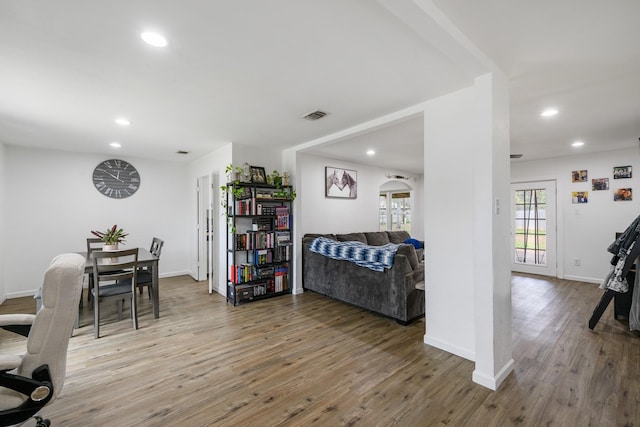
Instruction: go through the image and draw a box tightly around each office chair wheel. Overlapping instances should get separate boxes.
[33,416,51,426]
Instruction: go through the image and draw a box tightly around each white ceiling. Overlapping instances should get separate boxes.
[1,1,639,174]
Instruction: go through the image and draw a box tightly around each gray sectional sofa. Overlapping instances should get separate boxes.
[302,230,425,324]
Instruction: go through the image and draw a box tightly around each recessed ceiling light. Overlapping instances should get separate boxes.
[115,118,131,126]
[141,32,168,47]
[110,142,122,148]
[541,108,558,117]
[572,141,584,147]
[366,149,375,156]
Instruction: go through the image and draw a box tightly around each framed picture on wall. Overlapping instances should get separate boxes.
[613,166,632,179]
[325,167,357,199]
[571,170,588,182]
[572,191,588,203]
[614,188,633,201]
[592,178,609,191]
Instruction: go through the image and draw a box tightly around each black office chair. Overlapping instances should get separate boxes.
[0,253,84,427]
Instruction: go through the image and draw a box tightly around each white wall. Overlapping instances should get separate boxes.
[297,152,424,236]
[423,73,513,390]
[295,151,424,293]
[512,147,640,283]
[188,143,232,294]
[423,86,476,359]
[3,146,190,297]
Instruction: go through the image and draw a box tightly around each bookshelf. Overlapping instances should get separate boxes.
[225,181,293,305]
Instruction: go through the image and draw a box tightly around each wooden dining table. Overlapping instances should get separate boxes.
[78,248,161,319]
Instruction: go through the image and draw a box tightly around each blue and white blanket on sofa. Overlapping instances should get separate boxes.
[309,237,399,272]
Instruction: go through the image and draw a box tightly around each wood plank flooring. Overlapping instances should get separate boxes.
[1,273,639,426]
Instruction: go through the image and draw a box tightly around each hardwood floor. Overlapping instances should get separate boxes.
[1,274,639,426]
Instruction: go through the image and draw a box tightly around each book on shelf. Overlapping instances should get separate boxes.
[274,265,289,292]
[235,231,274,250]
[273,245,290,262]
[275,206,290,230]
[252,217,273,231]
[275,231,291,245]
[255,189,274,199]
[252,249,273,265]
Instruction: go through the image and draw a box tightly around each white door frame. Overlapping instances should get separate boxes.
[511,180,557,277]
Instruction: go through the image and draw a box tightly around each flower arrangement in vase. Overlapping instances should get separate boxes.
[91,224,128,251]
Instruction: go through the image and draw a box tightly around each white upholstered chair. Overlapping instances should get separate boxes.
[0,253,84,427]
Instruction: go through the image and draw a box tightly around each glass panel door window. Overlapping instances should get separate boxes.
[379,191,411,233]
[511,180,557,277]
[514,189,547,265]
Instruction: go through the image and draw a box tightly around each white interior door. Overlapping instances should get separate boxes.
[195,174,214,283]
[511,180,557,276]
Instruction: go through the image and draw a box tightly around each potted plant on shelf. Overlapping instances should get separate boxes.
[268,169,296,200]
[225,163,244,184]
[91,224,128,251]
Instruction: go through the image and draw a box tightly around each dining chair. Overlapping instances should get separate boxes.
[85,237,104,304]
[91,248,139,339]
[136,237,164,299]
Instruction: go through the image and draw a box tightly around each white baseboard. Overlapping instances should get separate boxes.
[159,270,190,278]
[563,275,601,284]
[424,334,474,361]
[472,358,515,390]
[6,290,39,299]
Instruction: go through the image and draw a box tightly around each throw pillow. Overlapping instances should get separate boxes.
[365,232,390,246]
[336,233,367,243]
[405,238,423,249]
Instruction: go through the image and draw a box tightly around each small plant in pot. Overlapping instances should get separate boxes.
[91,224,128,251]
[225,163,244,184]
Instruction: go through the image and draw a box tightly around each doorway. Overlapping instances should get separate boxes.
[511,180,557,277]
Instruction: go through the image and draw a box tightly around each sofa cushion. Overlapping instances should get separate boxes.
[365,232,390,246]
[387,230,411,244]
[396,244,419,269]
[336,232,367,243]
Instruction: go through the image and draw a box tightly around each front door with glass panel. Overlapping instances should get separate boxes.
[511,180,557,276]
[379,191,411,233]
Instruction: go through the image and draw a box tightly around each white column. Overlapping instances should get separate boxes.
[423,72,513,390]
[471,72,513,390]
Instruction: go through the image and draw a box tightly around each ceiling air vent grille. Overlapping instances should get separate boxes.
[302,110,328,121]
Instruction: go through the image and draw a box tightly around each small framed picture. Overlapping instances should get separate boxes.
[572,191,588,204]
[250,166,266,183]
[592,178,609,191]
[572,170,588,182]
[613,166,632,179]
[614,188,632,201]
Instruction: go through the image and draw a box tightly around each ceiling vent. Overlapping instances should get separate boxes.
[302,110,328,121]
